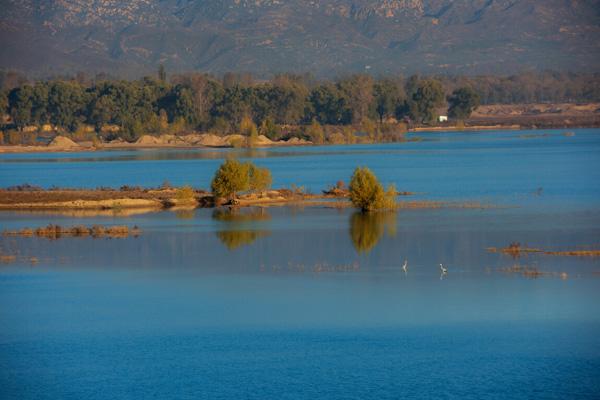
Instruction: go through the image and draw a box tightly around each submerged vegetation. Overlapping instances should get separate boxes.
[487,242,600,258]
[2,224,140,239]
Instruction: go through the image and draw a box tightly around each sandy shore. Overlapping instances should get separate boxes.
[0,133,312,154]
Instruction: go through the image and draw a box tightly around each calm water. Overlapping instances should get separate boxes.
[1,129,600,399]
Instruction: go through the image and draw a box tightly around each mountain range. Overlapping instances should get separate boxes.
[1,0,599,78]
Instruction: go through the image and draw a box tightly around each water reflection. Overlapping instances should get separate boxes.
[349,211,397,254]
[212,207,271,250]
[212,207,271,223]
[174,209,196,220]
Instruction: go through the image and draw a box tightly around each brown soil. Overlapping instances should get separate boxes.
[0,187,208,210]
[0,186,491,212]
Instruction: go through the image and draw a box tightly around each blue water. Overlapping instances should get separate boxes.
[1,129,600,399]
[1,129,599,207]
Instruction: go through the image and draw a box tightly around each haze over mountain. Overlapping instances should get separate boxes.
[1,0,599,78]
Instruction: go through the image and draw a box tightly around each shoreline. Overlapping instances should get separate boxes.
[0,187,494,213]
[0,124,594,154]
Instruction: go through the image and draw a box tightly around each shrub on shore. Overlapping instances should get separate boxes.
[349,167,396,211]
[175,185,196,202]
[211,159,272,202]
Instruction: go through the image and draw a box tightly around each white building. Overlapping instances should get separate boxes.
[438,115,448,122]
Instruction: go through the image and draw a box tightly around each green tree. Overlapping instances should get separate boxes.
[31,83,49,125]
[305,118,325,144]
[337,75,374,123]
[373,79,403,123]
[411,79,445,124]
[158,64,167,82]
[361,117,377,142]
[259,117,278,140]
[8,85,34,129]
[211,159,273,201]
[213,85,253,130]
[447,87,480,119]
[248,164,272,193]
[0,90,9,117]
[211,158,251,201]
[349,167,396,212]
[47,81,87,130]
[239,115,259,147]
[89,95,116,131]
[240,115,258,136]
[173,85,196,126]
[308,84,351,125]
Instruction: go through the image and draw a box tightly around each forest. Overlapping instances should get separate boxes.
[1,69,599,144]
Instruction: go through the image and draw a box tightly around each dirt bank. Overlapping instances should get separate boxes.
[0,133,313,153]
[0,185,426,213]
[0,187,199,210]
[466,102,600,128]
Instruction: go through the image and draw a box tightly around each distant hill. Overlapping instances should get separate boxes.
[1,0,599,78]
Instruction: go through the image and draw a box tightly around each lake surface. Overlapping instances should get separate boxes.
[1,129,600,399]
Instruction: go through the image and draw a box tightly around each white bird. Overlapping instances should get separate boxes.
[439,263,447,274]
[402,260,408,273]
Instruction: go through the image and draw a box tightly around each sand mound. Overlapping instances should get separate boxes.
[48,136,80,148]
[255,135,275,146]
[136,134,191,146]
[160,134,187,145]
[108,138,126,144]
[224,134,245,146]
[286,137,312,145]
[192,134,228,147]
[135,135,162,145]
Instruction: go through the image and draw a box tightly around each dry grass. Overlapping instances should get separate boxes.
[499,264,570,280]
[0,187,206,209]
[262,261,361,274]
[488,242,600,258]
[500,264,546,278]
[544,250,600,257]
[3,224,141,239]
[0,254,17,264]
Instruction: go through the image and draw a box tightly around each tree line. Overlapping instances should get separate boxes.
[1,69,598,142]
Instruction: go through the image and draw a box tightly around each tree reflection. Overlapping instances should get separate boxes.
[215,230,269,250]
[212,207,271,250]
[212,207,271,223]
[175,209,195,219]
[349,211,397,254]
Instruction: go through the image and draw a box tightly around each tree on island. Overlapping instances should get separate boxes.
[447,87,481,120]
[211,158,272,203]
[348,167,396,212]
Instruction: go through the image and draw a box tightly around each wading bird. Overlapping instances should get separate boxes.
[402,260,408,273]
[439,263,447,274]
